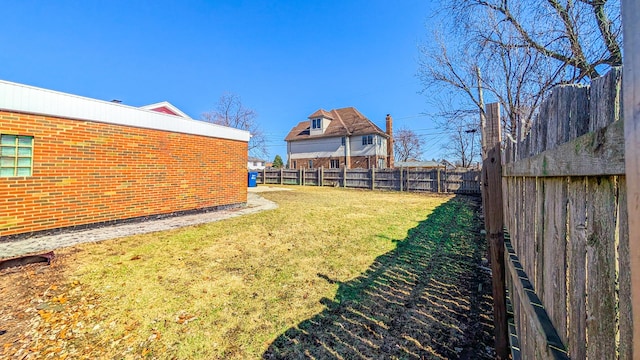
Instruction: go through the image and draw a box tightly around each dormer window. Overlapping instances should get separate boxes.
[312,118,322,129]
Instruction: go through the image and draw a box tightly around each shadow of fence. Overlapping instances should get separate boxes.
[263,196,494,359]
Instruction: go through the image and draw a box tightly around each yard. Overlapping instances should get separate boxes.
[1,186,494,359]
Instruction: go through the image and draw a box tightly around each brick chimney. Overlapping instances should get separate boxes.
[386,114,394,168]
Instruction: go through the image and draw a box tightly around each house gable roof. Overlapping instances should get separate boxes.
[140,101,191,119]
[308,109,334,119]
[285,107,387,141]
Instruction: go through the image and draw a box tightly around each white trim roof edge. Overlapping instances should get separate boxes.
[0,80,250,143]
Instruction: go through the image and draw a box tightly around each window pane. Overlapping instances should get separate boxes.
[1,146,16,156]
[0,168,15,177]
[18,137,33,146]
[17,158,31,167]
[1,135,16,146]
[18,147,32,156]
[1,157,15,167]
[16,167,31,176]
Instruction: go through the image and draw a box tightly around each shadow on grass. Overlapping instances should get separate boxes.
[263,196,495,360]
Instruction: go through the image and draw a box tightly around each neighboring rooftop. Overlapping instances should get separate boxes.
[285,107,388,141]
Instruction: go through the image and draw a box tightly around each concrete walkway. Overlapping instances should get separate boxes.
[0,188,286,259]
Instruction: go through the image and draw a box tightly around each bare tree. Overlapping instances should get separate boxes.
[419,0,622,144]
[202,92,267,158]
[440,113,481,168]
[394,128,423,162]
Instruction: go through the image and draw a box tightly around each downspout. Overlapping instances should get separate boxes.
[345,136,351,169]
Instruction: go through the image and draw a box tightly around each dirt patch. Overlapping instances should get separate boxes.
[0,250,108,359]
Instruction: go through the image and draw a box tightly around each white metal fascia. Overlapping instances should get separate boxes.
[0,80,250,143]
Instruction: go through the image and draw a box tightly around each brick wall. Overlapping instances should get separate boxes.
[0,110,247,237]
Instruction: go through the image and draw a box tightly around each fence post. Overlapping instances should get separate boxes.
[319,167,323,186]
[280,168,283,185]
[262,168,266,184]
[481,102,509,359]
[371,168,375,190]
[343,166,347,188]
[437,168,441,193]
[399,168,403,192]
[300,168,304,186]
[622,2,640,355]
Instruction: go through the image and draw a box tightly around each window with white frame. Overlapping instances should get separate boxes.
[330,159,339,168]
[308,160,313,168]
[312,118,322,129]
[1,134,33,177]
[362,135,373,145]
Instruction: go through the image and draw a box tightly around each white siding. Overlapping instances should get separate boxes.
[289,137,344,159]
[0,80,250,142]
[350,134,387,156]
[289,134,387,159]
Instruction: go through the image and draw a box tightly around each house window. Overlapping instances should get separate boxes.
[312,118,322,129]
[1,135,33,177]
[308,160,313,168]
[341,137,346,146]
[330,159,340,168]
[292,160,297,169]
[362,135,373,145]
[378,158,385,169]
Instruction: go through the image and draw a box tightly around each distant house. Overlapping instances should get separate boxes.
[285,107,393,169]
[248,157,266,170]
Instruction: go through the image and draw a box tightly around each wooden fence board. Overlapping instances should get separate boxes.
[586,176,618,359]
[618,176,633,360]
[621,6,640,353]
[542,178,568,346]
[566,177,587,360]
[534,178,545,298]
[590,67,622,132]
[523,179,536,288]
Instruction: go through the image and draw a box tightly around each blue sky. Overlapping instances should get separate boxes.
[0,0,448,161]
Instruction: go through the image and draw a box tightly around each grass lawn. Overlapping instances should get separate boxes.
[1,186,492,359]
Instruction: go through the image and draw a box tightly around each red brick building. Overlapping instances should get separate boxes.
[0,80,250,238]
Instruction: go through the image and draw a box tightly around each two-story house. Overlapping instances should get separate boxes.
[285,107,393,169]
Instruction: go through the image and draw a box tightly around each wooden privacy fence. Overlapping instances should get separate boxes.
[483,68,633,359]
[253,167,480,194]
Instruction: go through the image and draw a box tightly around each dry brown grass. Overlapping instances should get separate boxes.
[2,186,453,359]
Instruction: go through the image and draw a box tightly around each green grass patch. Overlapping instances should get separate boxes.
[58,186,455,358]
